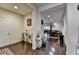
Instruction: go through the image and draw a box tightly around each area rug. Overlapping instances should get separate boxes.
[0,48,14,55]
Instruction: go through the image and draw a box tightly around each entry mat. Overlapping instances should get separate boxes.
[0,48,14,55]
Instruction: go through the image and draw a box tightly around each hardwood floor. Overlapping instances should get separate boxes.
[0,39,66,55]
[33,39,66,55]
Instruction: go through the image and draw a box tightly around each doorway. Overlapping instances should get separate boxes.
[40,4,67,55]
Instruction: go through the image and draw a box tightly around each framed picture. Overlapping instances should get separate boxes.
[27,18,32,26]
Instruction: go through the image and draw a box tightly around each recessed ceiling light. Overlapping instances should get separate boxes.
[47,15,50,18]
[14,5,19,9]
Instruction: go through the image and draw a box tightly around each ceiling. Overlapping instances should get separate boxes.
[0,3,32,15]
[41,4,66,26]
[32,3,49,7]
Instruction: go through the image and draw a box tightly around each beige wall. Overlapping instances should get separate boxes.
[0,9,24,47]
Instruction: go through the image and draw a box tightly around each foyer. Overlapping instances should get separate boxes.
[0,3,79,55]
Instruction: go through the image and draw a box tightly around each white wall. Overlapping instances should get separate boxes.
[32,8,38,49]
[31,7,43,50]
[24,13,32,43]
[0,8,24,47]
[36,9,44,39]
[66,3,79,55]
[24,13,32,34]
